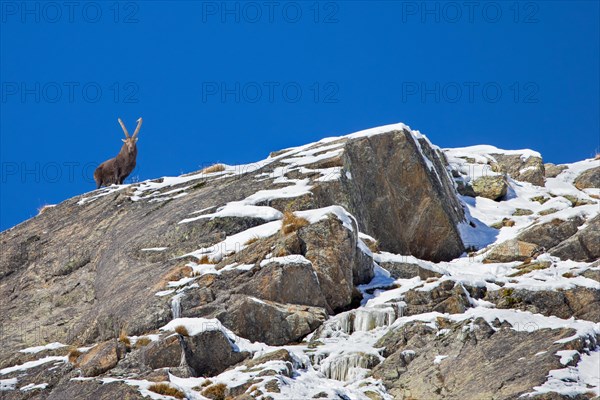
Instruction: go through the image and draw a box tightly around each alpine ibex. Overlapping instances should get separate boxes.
[94,117,142,189]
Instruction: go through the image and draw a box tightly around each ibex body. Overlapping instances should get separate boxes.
[94,117,142,189]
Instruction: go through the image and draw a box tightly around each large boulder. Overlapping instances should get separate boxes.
[76,339,126,377]
[486,287,600,322]
[402,280,471,315]
[240,260,329,309]
[298,215,367,311]
[517,217,584,250]
[573,166,599,189]
[184,329,250,376]
[471,175,508,200]
[377,260,442,280]
[549,215,600,261]
[216,295,327,346]
[333,130,465,262]
[484,239,541,263]
[140,334,181,370]
[490,153,545,186]
[544,163,567,178]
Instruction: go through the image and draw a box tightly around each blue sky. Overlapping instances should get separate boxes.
[1,1,599,231]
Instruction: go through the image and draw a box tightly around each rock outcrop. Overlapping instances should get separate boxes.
[471,175,508,200]
[372,317,589,400]
[333,130,466,261]
[76,339,127,377]
[490,152,545,186]
[544,163,567,178]
[549,214,600,261]
[486,287,600,322]
[1,123,598,400]
[484,238,541,263]
[184,329,250,376]
[574,166,599,189]
[517,216,584,249]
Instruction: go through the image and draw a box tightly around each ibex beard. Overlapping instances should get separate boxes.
[94,117,142,189]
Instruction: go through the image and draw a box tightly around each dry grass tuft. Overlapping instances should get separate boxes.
[68,348,82,364]
[174,325,189,336]
[280,211,309,235]
[157,264,193,290]
[244,236,260,245]
[539,208,559,216]
[530,196,550,204]
[202,383,228,400]
[198,255,215,264]
[119,329,131,348]
[37,204,55,215]
[148,383,185,399]
[273,247,289,257]
[363,238,379,253]
[201,164,226,174]
[135,337,152,348]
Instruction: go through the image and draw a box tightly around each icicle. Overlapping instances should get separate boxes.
[320,352,377,381]
[338,312,354,334]
[179,344,187,367]
[171,294,182,319]
[353,307,396,332]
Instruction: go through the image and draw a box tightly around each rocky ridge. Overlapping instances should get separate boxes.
[0,123,599,400]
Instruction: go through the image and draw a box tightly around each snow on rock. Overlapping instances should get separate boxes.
[387,307,600,345]
[183,220,281,262]
[445,145,542,162]
[434,355,449,364]
[0,378,18,391]
[0,356,67,375]
[259,255,312,267]
[281,148,343,167]
[20,383,49,391]
[77,185,127,205]
[19,342,67,354]
[180,179,311,224]
[160,317,267,354]
[296,205,356,231]
[188,204,282,222]
[526,350,600,397]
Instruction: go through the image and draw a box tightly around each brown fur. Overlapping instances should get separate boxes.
[94,118,141,189]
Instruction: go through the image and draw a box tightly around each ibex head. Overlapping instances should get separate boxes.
[118,117,143,153]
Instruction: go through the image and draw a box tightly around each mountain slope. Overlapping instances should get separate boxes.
[0,123,598,400]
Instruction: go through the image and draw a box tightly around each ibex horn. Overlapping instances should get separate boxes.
[132,117,143,138]
[118,118,130,138]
